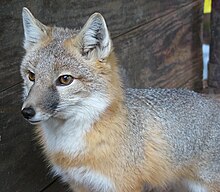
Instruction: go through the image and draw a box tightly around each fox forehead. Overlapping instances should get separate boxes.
[23,27,76,62]
[21,28,93,77]
[52,26,79,40]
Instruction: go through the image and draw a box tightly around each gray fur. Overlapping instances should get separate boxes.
[125,88,220,185]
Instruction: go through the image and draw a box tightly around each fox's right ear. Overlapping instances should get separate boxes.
[22,7,49,50]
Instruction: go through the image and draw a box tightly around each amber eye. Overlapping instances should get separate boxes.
[57,75,74,86]
[28,71,35,82]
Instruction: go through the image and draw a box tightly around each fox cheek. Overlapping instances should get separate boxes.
[41,86,60,113]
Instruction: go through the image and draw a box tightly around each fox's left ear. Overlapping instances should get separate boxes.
[75,13,112,61]
[22,7,49,50]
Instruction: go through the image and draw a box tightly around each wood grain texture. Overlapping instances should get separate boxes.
[0,0,199,92]
[41,179,69,192]
[0,84,55,192]
[0,0,203,192]
[115,1,203,90]
[208,0,220,90]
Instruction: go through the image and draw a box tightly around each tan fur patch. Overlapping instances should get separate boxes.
[144,129,173,187]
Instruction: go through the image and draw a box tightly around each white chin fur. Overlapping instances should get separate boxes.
[40,93,109,154]
[183,180,207,192]
[23,111,51,125]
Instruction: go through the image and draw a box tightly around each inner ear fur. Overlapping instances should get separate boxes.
[22,7,49,50]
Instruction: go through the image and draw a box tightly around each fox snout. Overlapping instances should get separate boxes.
[21,106,36,120]
[21,104,43,124]
[21,102,52,124]
[21,85,60,124]
[21,104,41,124]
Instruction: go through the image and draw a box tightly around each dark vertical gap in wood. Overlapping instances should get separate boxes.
[208,0,220,93]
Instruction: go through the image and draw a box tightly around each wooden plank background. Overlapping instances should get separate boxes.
[0,0,203,192]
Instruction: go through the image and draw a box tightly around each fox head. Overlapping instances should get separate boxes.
[20,8,122,125]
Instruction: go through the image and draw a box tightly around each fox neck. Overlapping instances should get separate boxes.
[38,99,127,174]
[39,96,111,155]
[38,98,126,161]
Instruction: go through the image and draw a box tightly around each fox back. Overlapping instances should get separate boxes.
[20,8,220,192]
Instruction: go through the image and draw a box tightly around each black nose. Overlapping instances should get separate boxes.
[21,107,36,119]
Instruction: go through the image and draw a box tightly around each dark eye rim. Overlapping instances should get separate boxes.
[56,75,74,86]
[28,70,35,82]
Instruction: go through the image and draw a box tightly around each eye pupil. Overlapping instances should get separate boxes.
[63,76,68,82]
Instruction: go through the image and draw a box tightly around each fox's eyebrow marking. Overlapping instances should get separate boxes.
[27,61,37,70]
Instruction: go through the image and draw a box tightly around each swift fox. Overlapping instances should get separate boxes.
[20,7,220,192]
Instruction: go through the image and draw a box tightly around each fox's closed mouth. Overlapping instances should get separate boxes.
[29,120,41,124]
